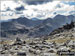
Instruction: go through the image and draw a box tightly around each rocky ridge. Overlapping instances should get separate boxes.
[0,21,75,56]
[1,15,75,38]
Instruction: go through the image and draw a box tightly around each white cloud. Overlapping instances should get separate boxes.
[22,1,75,19]
[1,1,21,11]
[0,1,75,20]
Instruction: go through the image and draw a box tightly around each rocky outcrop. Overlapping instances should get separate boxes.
[50,21,75,36]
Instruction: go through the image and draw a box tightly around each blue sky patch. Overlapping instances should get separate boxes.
[62,1,75,5]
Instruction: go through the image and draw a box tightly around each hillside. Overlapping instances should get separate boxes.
[0,20,75,56]
[0,15,75,39]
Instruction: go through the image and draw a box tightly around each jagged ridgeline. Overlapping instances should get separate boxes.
[0,15,75,38]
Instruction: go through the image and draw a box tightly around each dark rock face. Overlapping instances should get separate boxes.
[1,32,7,37]
[0,15,75,38]
[13,37,23,45]
[50,21,75,35]
[17,52,26,56]
[15,5,25,11]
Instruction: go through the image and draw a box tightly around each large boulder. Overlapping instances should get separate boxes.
[17,52,26,56]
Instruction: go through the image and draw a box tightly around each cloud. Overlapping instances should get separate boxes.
[1,11,21,20]
[19,0,52,5]
[0,0,75,20]
[1,1,21,11]
[0,0,24,20]
[22,1,75,19]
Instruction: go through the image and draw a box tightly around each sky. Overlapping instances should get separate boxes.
[0,0,75,20]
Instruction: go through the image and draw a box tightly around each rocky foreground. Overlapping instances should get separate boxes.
[0,22,75,56]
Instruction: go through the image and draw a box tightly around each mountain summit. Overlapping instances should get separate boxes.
[0,15,75,38]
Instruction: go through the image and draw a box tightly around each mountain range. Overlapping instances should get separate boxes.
[0,15,75,38]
